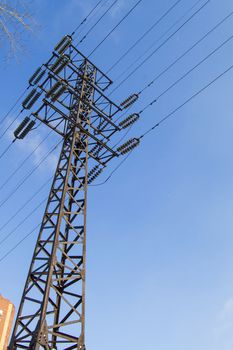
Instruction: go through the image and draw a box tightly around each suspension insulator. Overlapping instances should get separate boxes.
[14,117,30,138]
[117,139,134,152]
[14,118,36,139]
[54,35,72,54]
[120,94,139,109]
[51,55,70,75]
[22,89,41,109]
[93,145,104,157]
[90,144,99,154]
[117,138,140,155]
[17,120,36,139]
[119,113,140,129]
[46,81,62,98]
[88,165,99,178]
[51,85,67,102]
[88,167,103,184]
[29,67,46,86]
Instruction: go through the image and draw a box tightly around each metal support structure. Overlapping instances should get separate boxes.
[8,36,124,350]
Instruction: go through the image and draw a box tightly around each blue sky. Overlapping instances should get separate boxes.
[1,0,233,349]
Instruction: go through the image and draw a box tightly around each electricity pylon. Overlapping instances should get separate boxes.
[8,36,140,350]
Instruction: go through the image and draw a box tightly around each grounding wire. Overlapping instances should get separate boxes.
[110,0,210,95]
[88,0,143,57]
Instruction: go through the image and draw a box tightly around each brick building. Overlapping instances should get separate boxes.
[0,295,15,350]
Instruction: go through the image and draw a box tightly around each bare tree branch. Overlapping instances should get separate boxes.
[0,0,34,59]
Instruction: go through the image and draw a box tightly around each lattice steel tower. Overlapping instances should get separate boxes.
[8,35,140,350]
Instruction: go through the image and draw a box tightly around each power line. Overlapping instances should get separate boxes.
[2,62,233,261]
[139,63,233,139]
[106,0,183,73]
[112,33,233,148]
[71,0,104,36]
[110,0,210,95]
[0,140,61,210]
[0,87,28,127]
[114,0,205,84]
[78,0,119,44]
[1,41,233,264]
[0,0,133,145]
[90,30,231,157]
[92,62,233,187]
[0,197,46,246]
[90,151,133,186]
[139,9,233,95]
[0,223,40,263]
[0,130,52,191]
[139,33,233,114]
[0,141,14,161]
[88,0,143,57]
[0,176,52,233]
[0,109,23,140]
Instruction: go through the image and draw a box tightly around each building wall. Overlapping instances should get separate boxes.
[0,295,15,350]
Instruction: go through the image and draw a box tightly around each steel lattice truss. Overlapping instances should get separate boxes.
[9,36,127,350]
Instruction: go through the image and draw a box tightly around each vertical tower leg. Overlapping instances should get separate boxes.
[9,60,96,350]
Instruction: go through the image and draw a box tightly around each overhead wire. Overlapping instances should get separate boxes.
[139,33,233,114]
[91,62,233,187]
[139,64,233,139]
[111,27,233,148]
[0,0,230,260]
[2,61,233,258]
[106,0,183,73]
[0,176,53,233]
[0,1,106,141]
[0,87,28,127]
[0,140,61,209]
[0,79,73,188]
[110,6,233,135]
[0,223,40,263]
[114,0,205,83]
[71,0,104,36]
[0,141,14,161]
[78,0,119,44]
[0,130,53,191]
[0,109,23,140]
[110,0,211,95]
[138,9,233,95]
[0,197,46,246]
[88,0,143,57]
[0,1,115,146]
